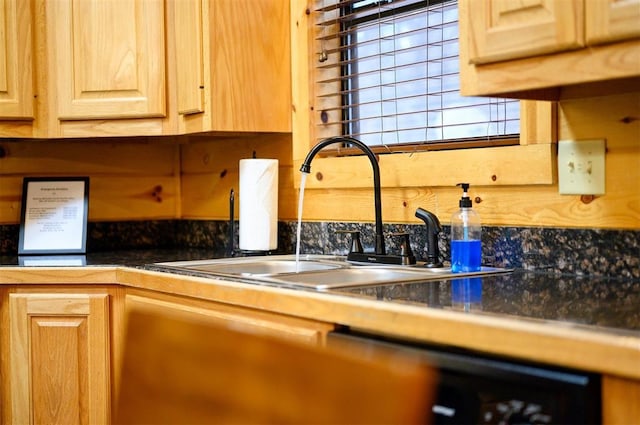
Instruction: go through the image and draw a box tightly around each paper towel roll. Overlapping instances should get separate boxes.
[239,159,278,251]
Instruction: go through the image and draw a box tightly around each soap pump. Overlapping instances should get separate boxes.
[450,183,481,272]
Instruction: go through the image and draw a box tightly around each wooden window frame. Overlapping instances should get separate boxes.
[291,0,556,191]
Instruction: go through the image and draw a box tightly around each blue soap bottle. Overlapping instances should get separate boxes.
[451,183,481,272]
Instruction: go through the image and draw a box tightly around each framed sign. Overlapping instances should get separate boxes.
[18,177,90,255]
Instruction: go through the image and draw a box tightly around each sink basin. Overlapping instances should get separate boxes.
[154,255,348,276]
[271,267,447,290]
[153,254,512,290]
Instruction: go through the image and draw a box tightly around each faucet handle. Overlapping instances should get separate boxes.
[336,230,364,254]
[415,208,443,268]
[390,232,414,259]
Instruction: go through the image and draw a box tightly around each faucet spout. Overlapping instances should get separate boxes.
[300,136,385,256]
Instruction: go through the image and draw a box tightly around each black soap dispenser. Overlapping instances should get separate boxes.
[450,183,481,272]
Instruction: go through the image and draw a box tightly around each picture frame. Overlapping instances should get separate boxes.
[18,177,90,255]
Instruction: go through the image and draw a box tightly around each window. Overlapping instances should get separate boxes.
[313,0,519,150]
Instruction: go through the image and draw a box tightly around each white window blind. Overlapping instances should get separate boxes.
[313,0,520,149]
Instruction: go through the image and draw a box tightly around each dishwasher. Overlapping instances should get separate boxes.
[328,330,601,424]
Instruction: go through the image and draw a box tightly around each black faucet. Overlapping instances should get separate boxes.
[415,207,443,268]
[300,136,415,265]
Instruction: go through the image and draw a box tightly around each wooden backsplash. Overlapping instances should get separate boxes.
[0,93,638,230]
[0,137,181,223]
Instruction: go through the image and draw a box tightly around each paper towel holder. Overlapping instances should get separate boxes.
[238,157,280,255]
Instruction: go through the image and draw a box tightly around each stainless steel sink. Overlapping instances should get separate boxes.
[155,255,347,276]
[270,267,447,289]
[154,254,512,290]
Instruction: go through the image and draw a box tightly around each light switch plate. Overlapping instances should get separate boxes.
[557,139,606,195]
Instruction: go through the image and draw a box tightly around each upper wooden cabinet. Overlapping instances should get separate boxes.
[0,0,291,138]
[42,0,169,138]
[172,0,205,117]
[0,0,35,136]
[0,0,169,138]
[585,0,640,44]
[171,0,292,134]
[0,0,33,119]
[47,0,166,121]
[467,0,584,64]
[460,0,640,100]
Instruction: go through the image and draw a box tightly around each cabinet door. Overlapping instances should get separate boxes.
[209,0,291,132]
[585,0,640,44]
[9,293,110,425]
[46,0,165,120]
[0,0,33,119]
[126,293,334,345]
[172,0,205,116]
[602,375,640,424]
[465,0,584,64]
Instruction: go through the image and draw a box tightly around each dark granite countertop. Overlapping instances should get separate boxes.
[0,248,226,268]
[2,249,639,336]
[331,270,640,334]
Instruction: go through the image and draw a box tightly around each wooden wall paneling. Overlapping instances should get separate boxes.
[291,4,640,233]
[179,169,236,220]
[558,93,639,143]
[181,134,294,173]
[519,100,557,145]
[295,183,640,229]
[0,139,181,223]
[0,176,179,223]
[0,139,177,175]
[180,166,296,221]
[291,0,640,230]
[0,174,179,223]
[180,134,294,219]
[301,144,555,190]
[558,92,640,227]
[87,175,180,221]
[290,0,312,174]
[0,176,22,224]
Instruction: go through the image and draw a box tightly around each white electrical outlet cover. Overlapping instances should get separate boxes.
[557,139,606,195]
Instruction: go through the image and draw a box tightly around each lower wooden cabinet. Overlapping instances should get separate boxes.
[0,283,335,424]
[602,375,640,424]
[124,290,335,346]
[3,289,111,424]
[110,289,335,418]
[7,278,638,424]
